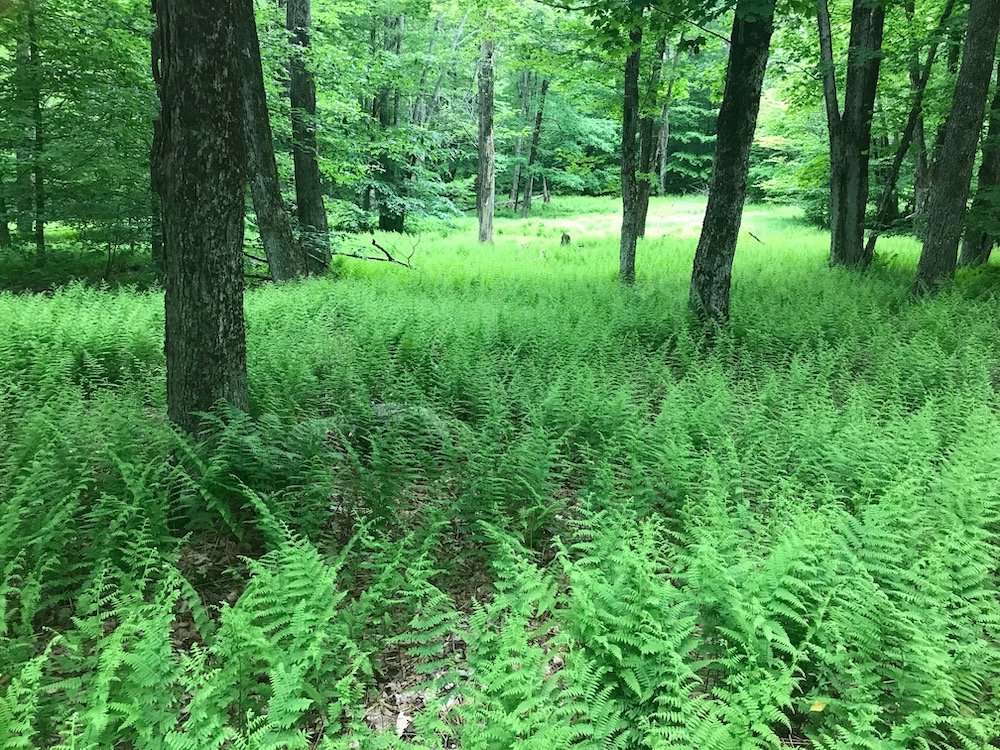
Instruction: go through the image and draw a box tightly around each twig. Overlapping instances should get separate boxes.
[243,251,269,264]
[333,248,414,269]
[748,231,764,244]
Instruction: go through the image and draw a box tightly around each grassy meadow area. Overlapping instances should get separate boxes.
[1,196,999,748]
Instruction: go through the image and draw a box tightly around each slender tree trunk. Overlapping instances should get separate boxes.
[637,36,667,238]
[915,0,1000,294]
[818,0,885,268]
[521,78,549,219]
[377,14,406,233]
[863,0,955,258]
[509,70,532,208]
[689,0,776,324]
[958,58,1000,267]
[0,186,11,249]
[241,0,307,281]
[150,1,165,277]
[287,0,330,268]
[477,37,495,243]
[29,6,44,267]
[619,26,643,285]
[154,0,249,436]
[15,32,32,242]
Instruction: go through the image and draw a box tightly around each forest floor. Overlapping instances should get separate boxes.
[2,197,999,748]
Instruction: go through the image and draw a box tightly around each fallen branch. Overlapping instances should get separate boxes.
[243,251,269,264]
[748,231,764,244]
[332,245,415,269]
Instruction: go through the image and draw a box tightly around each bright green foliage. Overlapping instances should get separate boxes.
[2,199,1000,746]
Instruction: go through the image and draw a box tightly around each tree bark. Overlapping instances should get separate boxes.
[477,37,495,243]
[689,0,776,324]
[637,36,667,238]
[151,1,165,277]
[154,0,249,436]
[619,26,643,285]
[509,70,532,208]
[241,0,308,281]
[864,0,955,258]
[287,0,330,267]
[0,186,11,249]
[914,0,1000,294]
[521,78,549,219]
[958,58,1000,267]
[817,0,885,268]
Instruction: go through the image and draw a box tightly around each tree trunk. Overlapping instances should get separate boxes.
[637,36,667,238]
[154,0,249,436]
[958,58,1000,267]
[864,0,955,258]
[915,0,1000,294]
[509,70,532,208]
[15,32,32,242]
[818,0,885,268]
[377,14,406,233]
[905,0,932,220]
[619,26,643,285]
[287,0,330,268]
[689,0,776,324]
[521,78,549,219]
[0,186,11,249]
[151,1,165,277]
[29,6,44,266]
[476,37,495,243]
[241,0,307,281]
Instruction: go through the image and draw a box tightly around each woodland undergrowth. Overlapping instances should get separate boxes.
[1,200,998,748]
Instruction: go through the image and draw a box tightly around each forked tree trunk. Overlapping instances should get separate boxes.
[476,37,495,243]
[958,58,1000,267]
[689,0,776,324]
[619,26,642,285]
[287,0,330,267]
[915,0,1000,294]
[521,78,548,219]
[818,0,885,268]
[637,36,667,238]
[154,0,249,436]
[240,0,308,281]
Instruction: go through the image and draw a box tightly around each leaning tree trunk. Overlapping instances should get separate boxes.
[689,0,776,324]
[521,78,549,219]
[958,58,1000,267]
[154,0,249,436]
[287,0,330,269]
[476,37,495,243]
[915,0,1000,294]
[637,36,667,239]
[817,0,885,268]
[240,0,308,281]
[619,26,643,285]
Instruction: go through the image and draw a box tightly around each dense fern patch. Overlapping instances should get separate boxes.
[1,198,998,748]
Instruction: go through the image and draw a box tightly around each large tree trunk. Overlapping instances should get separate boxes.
[817,0,885,268]
[241,0,307,281]
[287,0,330,268]
[864,0,955,258]
[637,36,667,239]
[154,0,249,436]
[521,78,549,219]
[689,0,776,324]
[958,58,1000,267]
[476,38,495,243]
[914,0,1000,294]
[376,14,406,233]
[619,26,643,285]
